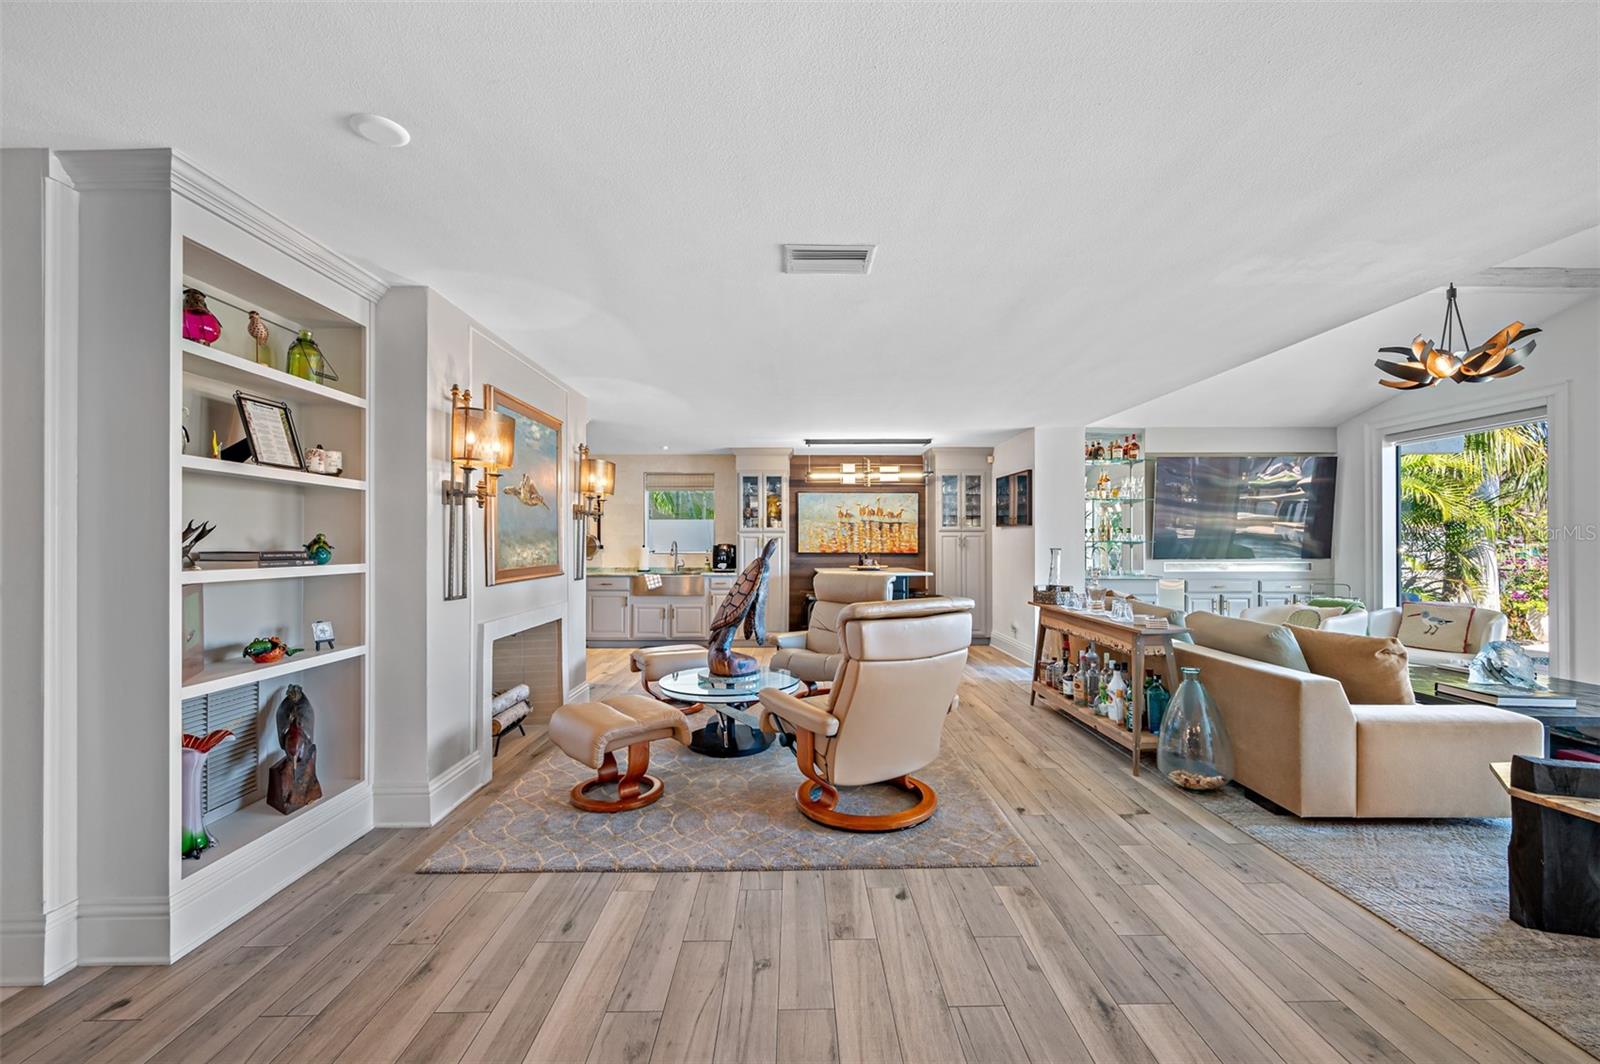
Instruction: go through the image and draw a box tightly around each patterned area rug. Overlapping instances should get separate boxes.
[420,740,1037,874]
[1188,785,1600,1057]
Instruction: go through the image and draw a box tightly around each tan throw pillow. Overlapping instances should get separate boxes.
[1397,603,1477,653]
[1186,613,1309,672]
[1290,626,1415,705]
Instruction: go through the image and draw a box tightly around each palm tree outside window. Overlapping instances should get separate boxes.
[1395,418,1549,660]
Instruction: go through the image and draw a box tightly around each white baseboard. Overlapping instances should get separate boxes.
[0,901,79,985]
[372,779,432,827]
[75,896,170,965]
[989,631,1033,665]
[428,752,485,825]
[566,681,591,703]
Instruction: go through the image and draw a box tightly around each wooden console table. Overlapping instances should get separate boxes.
[1028,601,1188,776]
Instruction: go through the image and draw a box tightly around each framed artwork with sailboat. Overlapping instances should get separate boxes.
[483,385,563,583]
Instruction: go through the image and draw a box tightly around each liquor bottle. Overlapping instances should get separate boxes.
[1108,663,1129,724]
[1082,645,1100,708]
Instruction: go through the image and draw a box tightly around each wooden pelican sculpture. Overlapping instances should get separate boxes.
[706,537,779,677]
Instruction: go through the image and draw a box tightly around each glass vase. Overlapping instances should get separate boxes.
[180,747,212,858]
[1156,666,1233,791]
[286,329,322,381]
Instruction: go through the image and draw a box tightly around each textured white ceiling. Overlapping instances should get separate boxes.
[4,3,1596,451]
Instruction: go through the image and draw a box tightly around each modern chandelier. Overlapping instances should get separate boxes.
[1374,284,1540,390]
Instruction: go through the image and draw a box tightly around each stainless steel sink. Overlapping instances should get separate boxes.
[630,573,706,596]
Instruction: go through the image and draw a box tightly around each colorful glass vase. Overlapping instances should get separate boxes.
[286,329,322,381]
[179,729,234,859]
[182,288,222,346]
[1156,667,1233,791]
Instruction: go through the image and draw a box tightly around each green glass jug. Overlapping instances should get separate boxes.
[286,330,322,381]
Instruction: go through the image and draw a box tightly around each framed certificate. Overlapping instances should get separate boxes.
[233,391,305,470]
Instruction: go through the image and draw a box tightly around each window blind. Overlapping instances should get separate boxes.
[181,684,260,821]
[643,472,715,491]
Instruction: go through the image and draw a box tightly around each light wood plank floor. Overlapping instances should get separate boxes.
[3,646,1593,1064]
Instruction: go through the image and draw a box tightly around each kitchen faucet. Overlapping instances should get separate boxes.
[670,540,680,572]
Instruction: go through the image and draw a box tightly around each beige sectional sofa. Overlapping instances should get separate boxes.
[1171,620,1542,818]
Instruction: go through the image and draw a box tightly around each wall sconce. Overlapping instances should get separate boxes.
[572,443,616,549]
[443,385,515,600]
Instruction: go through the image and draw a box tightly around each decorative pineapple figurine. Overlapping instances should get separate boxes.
[247,310,272,368]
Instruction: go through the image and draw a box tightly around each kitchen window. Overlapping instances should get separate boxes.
[644,472,716,554]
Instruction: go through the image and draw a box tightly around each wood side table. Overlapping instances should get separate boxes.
[1028,602,1188,775]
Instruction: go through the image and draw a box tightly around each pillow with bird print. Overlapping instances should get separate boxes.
[1397,603,1477,653]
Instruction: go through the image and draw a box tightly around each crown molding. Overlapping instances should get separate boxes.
[51,148,388,303]
[52,147,173,190]
[169,152,388,302]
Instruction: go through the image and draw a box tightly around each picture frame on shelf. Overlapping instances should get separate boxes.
[230,391,305,471]
[484,385,563,584]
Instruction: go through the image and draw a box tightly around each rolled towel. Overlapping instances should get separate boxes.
[491,684,530,713]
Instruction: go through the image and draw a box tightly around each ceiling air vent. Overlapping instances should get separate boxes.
[783,244,875,275]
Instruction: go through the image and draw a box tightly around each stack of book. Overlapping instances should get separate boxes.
[192,549,314,569]
[1435,681,1577,708]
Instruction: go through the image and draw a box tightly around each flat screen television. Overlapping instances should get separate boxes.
[1151,456,1337,560]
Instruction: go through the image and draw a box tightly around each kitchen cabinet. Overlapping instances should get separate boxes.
[669,602,709,640]
[631,601,669,640]
[587,586,631,640]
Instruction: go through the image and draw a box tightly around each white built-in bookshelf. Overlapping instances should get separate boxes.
[173,234,373,900]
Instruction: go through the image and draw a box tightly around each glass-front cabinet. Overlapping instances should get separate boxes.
[742,472,786,530]
[740,474,760,530]
[939,473,985,529]
[765,474,784,529]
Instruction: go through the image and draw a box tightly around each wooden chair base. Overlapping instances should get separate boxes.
[795,774,938,832]
[568,742,664,813]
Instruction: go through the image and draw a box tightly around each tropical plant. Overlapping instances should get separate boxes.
[1398,421,1548,643]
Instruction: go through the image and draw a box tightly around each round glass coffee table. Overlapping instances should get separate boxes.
[656,666,801,758]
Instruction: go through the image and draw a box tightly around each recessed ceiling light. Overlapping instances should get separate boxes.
[347,113,411,148]
[661,445,670,451]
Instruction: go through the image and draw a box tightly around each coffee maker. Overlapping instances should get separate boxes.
[712,543,737,571]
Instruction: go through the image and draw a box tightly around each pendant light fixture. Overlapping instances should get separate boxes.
[1375,284,1540,390]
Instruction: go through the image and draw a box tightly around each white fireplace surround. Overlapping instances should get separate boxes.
[474,604,579,787]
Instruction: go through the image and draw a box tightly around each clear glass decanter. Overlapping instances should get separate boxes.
[1156,666,1234,791]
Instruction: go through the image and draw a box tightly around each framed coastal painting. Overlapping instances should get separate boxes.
[483,385,563,584]
[796,492,919,554]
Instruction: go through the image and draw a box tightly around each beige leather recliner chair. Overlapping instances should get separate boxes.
[757,596,973,831]
[766,571,896,685]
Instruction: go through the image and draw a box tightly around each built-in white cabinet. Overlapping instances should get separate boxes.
[587,591,630,639]
[669,602,708,640]
[739,531,788,636]
[1183,578,1261,616]
[937,531,989,637]
[938,473,985,530]
[632,601,669,640]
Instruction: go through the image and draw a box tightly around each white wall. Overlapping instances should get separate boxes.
[1,150,81,983]
[988,431,1036,661]
[1334,295,1600,682]
[374,287,589,825]
[591,452,739,569]
[1142,427,1337,455]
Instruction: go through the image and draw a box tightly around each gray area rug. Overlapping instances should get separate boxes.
[420,740,1036,874]
[1188,785,1600,1057]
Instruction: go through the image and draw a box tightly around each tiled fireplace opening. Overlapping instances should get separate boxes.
[490,619,563,768]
